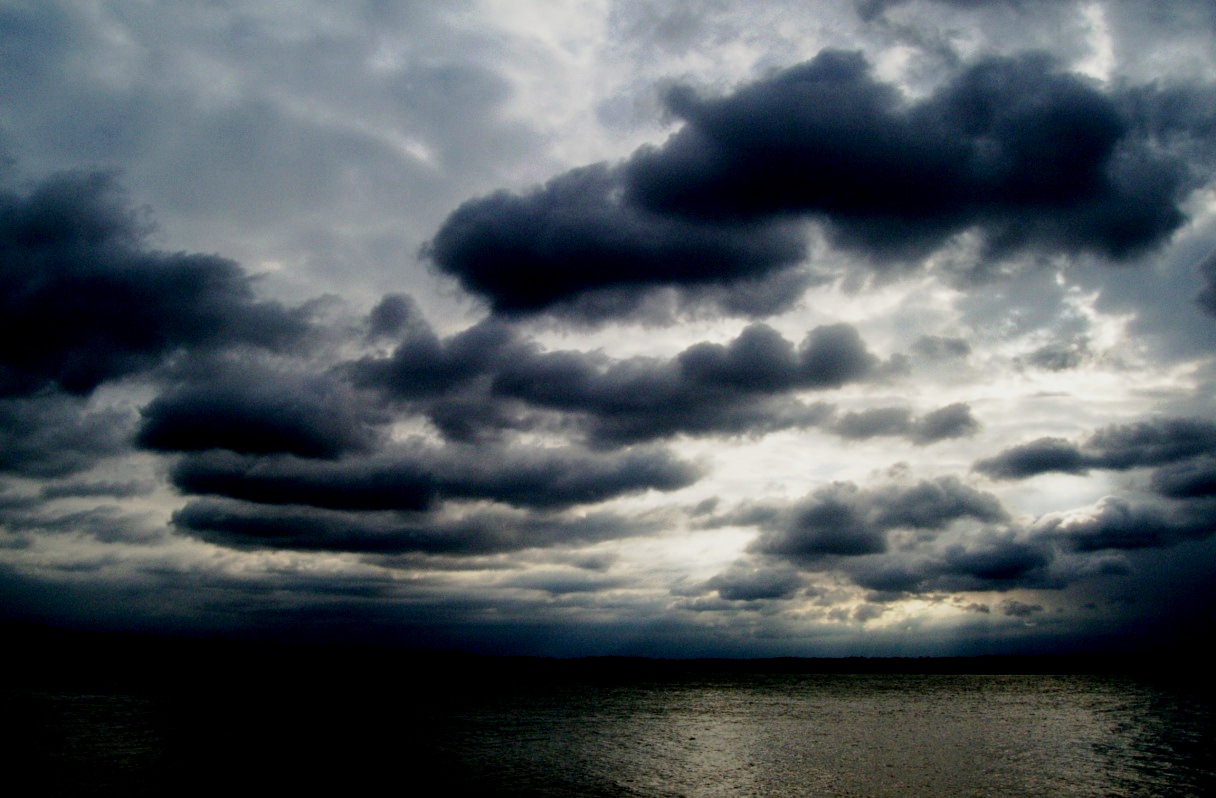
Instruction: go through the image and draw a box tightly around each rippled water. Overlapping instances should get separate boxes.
[6,671,1213,796]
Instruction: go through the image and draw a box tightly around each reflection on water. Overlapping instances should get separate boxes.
[424,674,1214,797]
[5,672,1213,797]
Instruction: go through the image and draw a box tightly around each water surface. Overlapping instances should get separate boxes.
[5,669,1212,796]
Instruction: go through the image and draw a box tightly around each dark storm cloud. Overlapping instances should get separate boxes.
[171,444,700,512]
[976,417,1216,479]
[702,562,805,601]
[1084,417,1216,469]
[0,395,131,478]
[974,437,1089,479]
[913,403,982,443]
[424,163,806,315]
[748,476,1008,561]
[174,498,655,556]
[716,517,1052,597]
[628,49,1192,260]
[137,366,384,459]
[831,402,979,444]
[834,529,1053,595]
[491,322,872,445]
[352,305,881,445]
[350,307,527,400]
[366,294,418,341]
[0,172,312,396]
[427,46,1204,319]
[1151,457,1216,499]
[1032,495,1216,552]
[938,535,1052,584]
[682,322,877,390]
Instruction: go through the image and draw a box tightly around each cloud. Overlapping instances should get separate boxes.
[832,402,980,444]
[350,311,527,401]
[0,395,132,478]
[974,437,1089,479]
[0,172,314,397]
[1000,598,1044,618]
[174,498,656,556]
[137,366,384,459]
[702,561,805,601]
[40,480,154,500]
[424,45,1209,320]
[0,498,164,545]
[1022,336,1090,371]
[490,322,876,444]
[976,417,1216,479]
[352,307,881,446]
[424,163,806,316]
[815,527,1054,596]
[832,407,915,440]
[1032,495,1216,552]
[913,403,982,443]
[625,49,1193,262]
[1083,417,1216,469]
[1150,457,1216,499]
[502,569,627,596]
[1197,250,1216,317]
[748,476,1008,561]
[911,335,971,361]
[171,443,700,512]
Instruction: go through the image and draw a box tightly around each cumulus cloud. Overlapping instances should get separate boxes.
[832,402,980,444]
[1151,457,1216,499]
[352,307,886,446]
[171,443,701,512]
[975,417,1216,479]
[702,561,806,601]
[137,366,385,459]
[626,49,1193,262]
[424,163,806,316]
[974,437,1090,479]
[174,498,657,556]
[1031,495,1216,552]
[426,45,1211,320]
[747,476,1008,562]
[0,172,313,397]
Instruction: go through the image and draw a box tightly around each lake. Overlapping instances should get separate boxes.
[5,664,1213,796]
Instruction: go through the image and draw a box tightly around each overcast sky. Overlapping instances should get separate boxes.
[2,0,1215,656]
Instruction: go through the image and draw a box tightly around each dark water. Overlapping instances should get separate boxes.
[4,672,1213,796]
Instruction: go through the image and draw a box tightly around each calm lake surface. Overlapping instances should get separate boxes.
[6,670,1213,797]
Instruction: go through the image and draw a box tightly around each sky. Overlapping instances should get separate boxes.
[2,0,1216,657]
